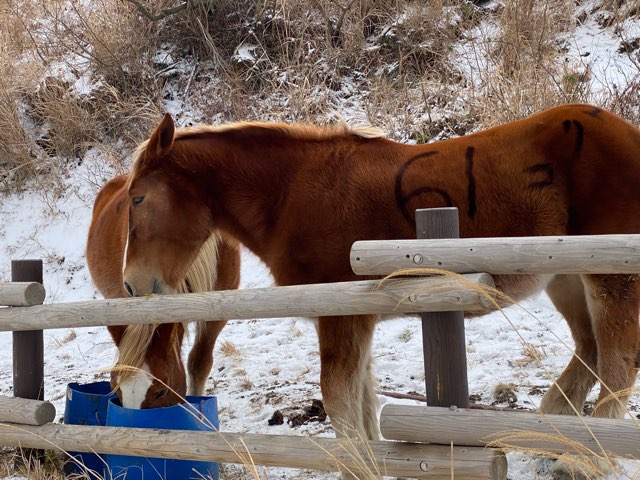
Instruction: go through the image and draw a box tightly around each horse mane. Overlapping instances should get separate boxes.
[130,121,385,172]
[173,121,386,141]
[115,232,221,386]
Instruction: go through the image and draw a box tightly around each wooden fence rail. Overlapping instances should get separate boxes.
[0,396,55,425]
[0,423,507,479]
[0,274,494,332]
[0,282,45,307]
[351,234,640,275]
[380,405,640,459]
[7,231,640,479]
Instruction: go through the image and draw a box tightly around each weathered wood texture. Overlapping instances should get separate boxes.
[0,275,495,332]
[416,208,469,409]
[0,282,45,307]
[11,259,45,467]
[0,423,507,479]
[11,260,44,401]
[380,405,640,459]
[0,396,55,425]
[351,234,640,275]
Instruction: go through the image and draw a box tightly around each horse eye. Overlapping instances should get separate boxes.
[154,388,168,400]
[132,196,145,207]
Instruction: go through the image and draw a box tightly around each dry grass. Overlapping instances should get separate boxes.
[50,329,77,349]
[1,0,638,192]
[466,0,589,126]
[0,0,161,192]
[0,447,65,480]
[220,339,242,357]
[510,342,547,368]
[0,1,44,190]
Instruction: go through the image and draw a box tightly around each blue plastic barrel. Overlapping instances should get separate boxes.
[63,381,117,476]
[105,396,219,480]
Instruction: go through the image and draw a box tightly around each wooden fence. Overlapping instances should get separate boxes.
[3,208,640,479]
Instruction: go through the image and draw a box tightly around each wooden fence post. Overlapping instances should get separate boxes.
[11,259,45,465]
[415,208,469,408]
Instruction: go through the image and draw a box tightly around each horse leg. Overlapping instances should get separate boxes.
[187,320,228,396]
[552,274,640,480]
[317,314,379,444]
[361,351,379,441]
[582,274,640,419]
[540,274,598,415]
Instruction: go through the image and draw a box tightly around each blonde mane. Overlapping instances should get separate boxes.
[174,121,385,141]
[131,120,385,172]
[115,232,221,386]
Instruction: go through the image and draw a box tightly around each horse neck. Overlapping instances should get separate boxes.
[178,132,309,256]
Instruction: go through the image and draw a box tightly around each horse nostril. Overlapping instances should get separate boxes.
[124,281,135,297]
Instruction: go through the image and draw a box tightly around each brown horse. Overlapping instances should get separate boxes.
[86,173,241,408]
[120,104,640,446]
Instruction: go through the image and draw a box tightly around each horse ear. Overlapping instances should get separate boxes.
[147,113,175,162]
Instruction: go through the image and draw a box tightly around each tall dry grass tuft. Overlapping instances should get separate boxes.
[46,0,160,96]
[0,447,66,480]
[498,0,573,77]
[467,0,587,126]
[0,0,46,191]
[0,93,37,192]
[28,79,95,159]
[0,0,163,193]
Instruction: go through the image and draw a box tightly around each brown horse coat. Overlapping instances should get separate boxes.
[121,104,640,442]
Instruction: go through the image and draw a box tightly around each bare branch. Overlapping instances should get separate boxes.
[332,0,359,47]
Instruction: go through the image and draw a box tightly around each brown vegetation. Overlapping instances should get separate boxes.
[1,0,638,191]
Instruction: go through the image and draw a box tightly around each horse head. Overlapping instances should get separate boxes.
[123,113,213,299]
[109,322,187,408]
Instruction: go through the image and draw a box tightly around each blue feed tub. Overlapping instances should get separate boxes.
[63,381,117,476]
[105,396,219,480]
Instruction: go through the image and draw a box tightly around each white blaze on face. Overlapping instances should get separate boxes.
[119,363,153,409]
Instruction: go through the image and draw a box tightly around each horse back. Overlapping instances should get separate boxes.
[398,104,640,238]
[534,104,640,234]
[266,104,639,285]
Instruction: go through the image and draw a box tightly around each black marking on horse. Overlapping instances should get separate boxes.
[583,107,603,118]
[465,147,477,219]
[562,120,585,159]
[401,188,453,222]
[525,163,554,189]
[572,120,584,156]
[395,151,452,225]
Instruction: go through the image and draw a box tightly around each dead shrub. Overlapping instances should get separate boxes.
[464,0,590,126]
[69,0,159,96]
[28,79,95,159]
[0,0,46,189]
